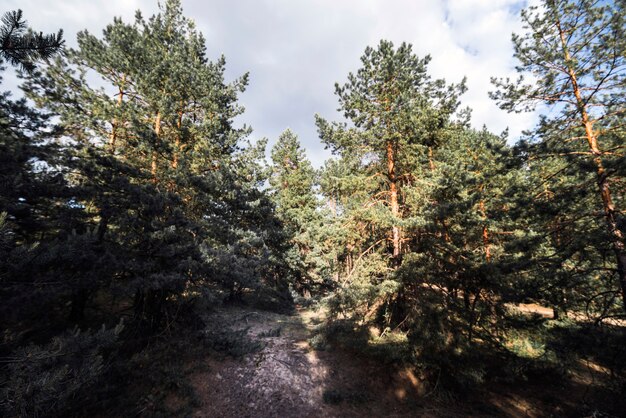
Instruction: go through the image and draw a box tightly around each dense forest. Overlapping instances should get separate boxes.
[1,0,625,416]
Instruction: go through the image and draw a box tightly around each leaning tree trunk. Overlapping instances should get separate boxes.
[558,21,626,312]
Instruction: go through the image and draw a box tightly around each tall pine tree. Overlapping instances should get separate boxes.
[491,0,626,312]
[269,129,320,294]
[316,40,466,261]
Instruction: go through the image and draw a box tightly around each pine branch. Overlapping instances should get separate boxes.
[0,9,64,71]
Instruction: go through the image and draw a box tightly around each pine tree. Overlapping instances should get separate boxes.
[0,12,121,417]
[0,82,68,241]
[269,129,320,293]
[0,10,73,325]
[399,127,528,350]
[0,9,66,241]
[315,40,468,323]
[514,145,612,319]
[491,0,626,312]
[317,158,351,283]
[20,0,282,326]
[316,40,467,261]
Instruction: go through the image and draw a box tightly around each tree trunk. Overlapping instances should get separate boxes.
[346,245,353,274]
[428,146,435,172]
[557,19,626,312]
[479,198,491,262]
[329,196,336,217]
[97,212,108,242]
[108,74,125,152]
[172,107,183,169]
[152,111,161,183]
[386,140,401,258]
[133,288,166,330]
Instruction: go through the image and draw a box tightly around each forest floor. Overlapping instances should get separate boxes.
[174,305,623,418]
[186,306,459,417]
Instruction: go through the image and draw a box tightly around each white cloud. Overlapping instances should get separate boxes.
[2,0,539,166]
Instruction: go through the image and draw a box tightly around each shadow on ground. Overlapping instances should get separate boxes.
[183,305,625,418]
[187,306,447,417]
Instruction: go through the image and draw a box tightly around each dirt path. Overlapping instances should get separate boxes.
[185,306,625,417]
[189,307,431,418]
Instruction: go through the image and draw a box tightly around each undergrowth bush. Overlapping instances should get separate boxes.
[203,327,265,358]
[0,323,123,417]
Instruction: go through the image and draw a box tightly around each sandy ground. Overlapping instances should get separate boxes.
[189,307,435,418]
[186,305,623,418]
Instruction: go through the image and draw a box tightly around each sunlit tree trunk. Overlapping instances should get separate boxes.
[557,18,626,310]
[386,140,400,258]
[152,111,161,183]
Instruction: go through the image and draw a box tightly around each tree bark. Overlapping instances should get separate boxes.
[108,74,125,152]
[479,198,491,262]
[386,140,401,258]
[329,196,336,217]
[428,146,435,172]
[152,111,161,184]
[172,106,183,169]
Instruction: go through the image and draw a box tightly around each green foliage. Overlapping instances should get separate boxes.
[1,2,293,416]
[316,40,467,268]
[0,324,122,417]
[0,9,63,71]
[496,315,626,395]
[314,42,474,352]
[269,129,322,293]
[313,40,532,390]
[16,0,293,326]
[324,252,399,321]
[491,0,626,312]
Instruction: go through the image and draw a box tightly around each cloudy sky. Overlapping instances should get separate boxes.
[3,0,539,167]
